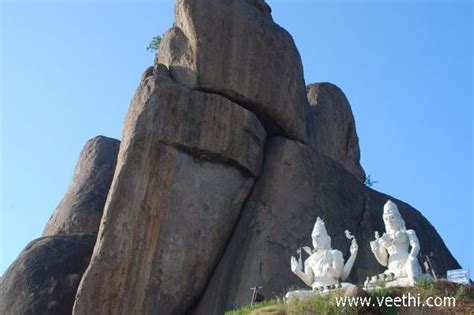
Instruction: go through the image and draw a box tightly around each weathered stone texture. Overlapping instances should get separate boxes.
[72,65,265,315]
[42,136,120,236]
[307,83,365,181]
[157,0,311,143]
[3,2,461,315]
[0,235,95,315]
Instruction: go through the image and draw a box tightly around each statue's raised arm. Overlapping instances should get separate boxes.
[290,255,313,287]
[341,230,358,281]
[370,231,388,266]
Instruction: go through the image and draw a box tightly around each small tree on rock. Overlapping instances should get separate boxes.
[364,175,378,187]
[147,35,162,53]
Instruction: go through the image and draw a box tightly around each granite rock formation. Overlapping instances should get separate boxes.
[72,65,265,315]
[0,235,95,315]
[1,136,119,315]
[307,83,365,182]
[157,0,311,143]
[1,1,461,315]
[43,136,120,236]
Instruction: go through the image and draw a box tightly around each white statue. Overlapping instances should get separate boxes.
[285,217,358,301]
[368,200,423,287]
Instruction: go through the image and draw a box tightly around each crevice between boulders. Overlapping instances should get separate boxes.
[185,134,313,314]
[184,143,264,314]
[354,187,371,245]
[157,139,255,179]
[344,186,372,283]
[193,87,307,146]
[341,186,370,262]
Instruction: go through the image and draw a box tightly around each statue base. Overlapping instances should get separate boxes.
[364,273,434,290]
[285,283,356,302]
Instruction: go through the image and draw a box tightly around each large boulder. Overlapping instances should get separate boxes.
[0,235,95,315]
[157,0,311,143]
[190,137,460,314]
[42,136,120,236]
[72,65,266,315]
[307,83,365,181]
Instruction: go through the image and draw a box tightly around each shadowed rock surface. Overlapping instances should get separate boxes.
[190,137,460,315]
[157,0,311,143]
[72,65,265,315]
[42,136,120,236]
[0,235,95,315]
[307,83,365,182]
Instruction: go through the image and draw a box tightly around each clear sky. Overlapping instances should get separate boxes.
[1,0,472,276]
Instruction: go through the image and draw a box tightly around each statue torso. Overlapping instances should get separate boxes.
[305,249,342,287]
[380,230,413,276]
[381,231,409,254]
[306,250,332,276]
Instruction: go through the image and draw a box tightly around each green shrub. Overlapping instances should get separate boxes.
[147,35,162,53]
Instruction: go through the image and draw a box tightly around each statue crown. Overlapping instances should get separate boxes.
[383,200,400,215]
[312,217,328,237]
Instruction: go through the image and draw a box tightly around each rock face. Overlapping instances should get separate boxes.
[1,136,118,315]
[4,1,462,315]
[43,136,120,236]
[72,65,265,315]
[0,235,95,315]
[190,137,460,314]
[307,83,365,181]
[157,0,311,143]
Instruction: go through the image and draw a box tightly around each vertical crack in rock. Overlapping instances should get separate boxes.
[185,159,264,314]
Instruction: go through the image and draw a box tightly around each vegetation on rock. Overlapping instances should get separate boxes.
[146,35,162,53]
[364,175,378,187]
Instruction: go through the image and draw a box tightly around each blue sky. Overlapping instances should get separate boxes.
[1,0,472,276]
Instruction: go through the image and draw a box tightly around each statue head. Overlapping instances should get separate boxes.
[383,200,406,233]
[311,217,331,250]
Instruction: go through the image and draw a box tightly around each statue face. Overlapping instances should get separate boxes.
[312,231,330,250]
[383,212,402,231]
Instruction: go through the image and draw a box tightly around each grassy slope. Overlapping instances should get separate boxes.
[226,280,473,315]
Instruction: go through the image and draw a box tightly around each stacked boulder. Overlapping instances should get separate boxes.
[73,65,266,314]
[0,136,119,315]
[307,83,365,181]
[0,1,460,315]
